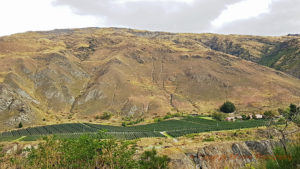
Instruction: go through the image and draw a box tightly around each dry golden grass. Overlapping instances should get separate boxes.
[0,28,299,129]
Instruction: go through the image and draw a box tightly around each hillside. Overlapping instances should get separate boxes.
[0,28,300,129]
[194,33,300,78]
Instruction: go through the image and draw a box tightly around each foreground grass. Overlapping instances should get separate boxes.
[0,133,170,169]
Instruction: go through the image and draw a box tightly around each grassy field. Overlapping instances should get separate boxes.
[0,117,270,141]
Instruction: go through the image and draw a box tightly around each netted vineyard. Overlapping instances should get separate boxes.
[0,118,269,141]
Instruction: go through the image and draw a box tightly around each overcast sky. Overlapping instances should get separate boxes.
[0,0,299,36]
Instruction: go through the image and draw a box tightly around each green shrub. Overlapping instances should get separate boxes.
[278,117,285,123]
[294,115,300,127]
[263,111,275,119]
[18,122,23,128]
[139,148,170,169]
[154,118,163,123]
[202,137,215,142]
[173,112,182,117]
[220,101,236,113]
[163,112,182,119]
[252,113,257,120]
[100,112,112,120]
[241,115,251,120]
[289,103,297,115]
[122,121,128,127]
[0,145,4,164]
[122,118,145,126]
[163,114,172,119]
[212,112,226,121]
[21,134,170,169]
[278,108,289,118]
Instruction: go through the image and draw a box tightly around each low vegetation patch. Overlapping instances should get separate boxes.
[212,112,227,121]
[202,136,215,142]
[264,142,300,169]
[0,133,170,169]
[99,112,112,120]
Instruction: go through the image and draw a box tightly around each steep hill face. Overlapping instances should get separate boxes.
[0,28,300,129]
[194,33,300,78]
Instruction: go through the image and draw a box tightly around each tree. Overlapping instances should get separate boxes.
[18,122,23,128]
[241,115,250,120]
[265,104,300,156]
[289,104,297,120]
[212,112,226,121]
[263,111,275,119]
[220,101,236,113]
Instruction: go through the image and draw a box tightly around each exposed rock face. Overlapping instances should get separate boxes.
[181,140,281,169]
[164,148,196,169]
[0,85,35,126]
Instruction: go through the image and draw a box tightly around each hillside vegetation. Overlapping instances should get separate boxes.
[0,28,300,129]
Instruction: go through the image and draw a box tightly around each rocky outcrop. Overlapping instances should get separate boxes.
[0,85,35,126]
[168,140,282,169]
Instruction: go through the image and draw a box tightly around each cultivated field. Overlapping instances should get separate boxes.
[0,117,270,141]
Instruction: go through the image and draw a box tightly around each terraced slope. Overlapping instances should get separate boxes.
[0,28,300,129]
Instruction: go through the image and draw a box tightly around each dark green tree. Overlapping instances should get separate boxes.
[18,122,23,128]
[263,111,275,119]
[220,101,236,113]
[289,103,297,119]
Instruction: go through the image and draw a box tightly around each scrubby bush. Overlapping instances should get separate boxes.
[263,111,275,119]
[212,112,226,121]
[220,101,236,113]
[20,133,170,169]
[154,118,163,123]
[202,137,215,142]
[0,145,4,164]
[242,115,247,120]
[100,112,112,120]
[122,118,145,126]
[295,115,300,127]
[163,113,172,119]
[241,115,251,120]
[289,104,297,115]
[139,148,170,169]
[278,117,285,123]
[163,112,182,120]
[278,108,289,118]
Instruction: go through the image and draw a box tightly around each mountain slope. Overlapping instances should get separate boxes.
[0,28,300,129]
[192,33,300,78]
